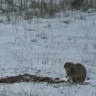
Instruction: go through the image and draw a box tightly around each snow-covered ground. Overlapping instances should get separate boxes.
[0,11,96,96]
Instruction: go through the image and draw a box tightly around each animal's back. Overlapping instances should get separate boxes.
[76,63,87,74]
[75,63,87,82]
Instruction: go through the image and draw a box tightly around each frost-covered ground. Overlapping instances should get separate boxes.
[0,11,96,96]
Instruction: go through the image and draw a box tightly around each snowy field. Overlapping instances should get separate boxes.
[0,11,96,96]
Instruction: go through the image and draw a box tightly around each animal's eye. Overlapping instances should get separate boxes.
[68,63,70,66]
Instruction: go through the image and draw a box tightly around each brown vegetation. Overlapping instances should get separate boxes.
[0,73,65,84]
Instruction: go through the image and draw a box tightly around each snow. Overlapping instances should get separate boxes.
[0,11,96,96]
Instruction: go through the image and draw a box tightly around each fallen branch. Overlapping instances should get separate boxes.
[0,73,66,84]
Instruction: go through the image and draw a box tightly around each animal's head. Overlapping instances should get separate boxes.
[64,62,75,72]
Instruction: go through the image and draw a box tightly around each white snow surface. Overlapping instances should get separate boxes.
[0,11,96,96]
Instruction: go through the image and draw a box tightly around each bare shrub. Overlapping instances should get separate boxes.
[70,0,84,9]
[0,0,96,19]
